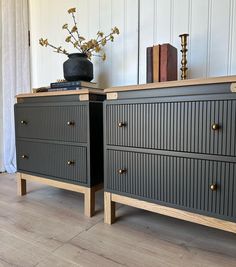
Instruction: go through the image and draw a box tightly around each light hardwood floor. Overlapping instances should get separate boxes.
[0,173,235,267]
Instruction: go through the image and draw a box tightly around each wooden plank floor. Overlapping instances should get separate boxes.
[0,173,235,267]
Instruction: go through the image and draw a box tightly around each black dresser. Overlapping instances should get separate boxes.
[15,89,104,217]
[104,76,236,233]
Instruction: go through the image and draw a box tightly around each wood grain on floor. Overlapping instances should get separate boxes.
[0,173,235,267]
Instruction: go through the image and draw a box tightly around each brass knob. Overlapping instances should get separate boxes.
[210,184,217,191]
[67,160,75,165]
[20,120,27,125]
[67,121,75,126]
[118,122,126,127]
[212,123,220,130]
[118,169,127,174]
[21,155,28,159]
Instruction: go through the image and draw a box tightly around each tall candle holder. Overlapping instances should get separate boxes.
[179,33,189,80]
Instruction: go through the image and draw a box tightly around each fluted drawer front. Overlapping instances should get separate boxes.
[17,141,87,184]
[15,105,87,142]
[106,150,236,220]
[106,100,236,156]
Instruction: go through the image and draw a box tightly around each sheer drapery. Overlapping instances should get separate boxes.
[0,0,31,172]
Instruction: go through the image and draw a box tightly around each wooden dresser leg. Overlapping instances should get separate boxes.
[17,173,27,196]
[84,187,95,217]
[104,192,116,224]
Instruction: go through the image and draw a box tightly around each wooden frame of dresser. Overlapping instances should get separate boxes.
[104,76,236,234]
[16,89,104,217]
[18,173,103,217]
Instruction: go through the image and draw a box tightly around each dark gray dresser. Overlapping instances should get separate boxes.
[15,89,104,217]
[104,76,236,233]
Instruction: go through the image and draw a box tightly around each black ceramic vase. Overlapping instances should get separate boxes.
[63,53,93,82]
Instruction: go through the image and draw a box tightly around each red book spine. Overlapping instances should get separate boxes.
[159,44,178,82]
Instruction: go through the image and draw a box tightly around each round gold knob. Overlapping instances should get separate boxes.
[118,169,127,174]
[210,184,217,191]
[20,120,27,125]
[21,155,28,159]
[212,123,220,130]
[67,121,75,126]
[67,160,75,165]
[118,122,126,127]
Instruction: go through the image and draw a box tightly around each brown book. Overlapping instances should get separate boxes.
[159,43,177,82]
[146,46,153,83]
[152,45,160,82]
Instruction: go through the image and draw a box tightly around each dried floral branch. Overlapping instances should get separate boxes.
[39,7,120,61]
[39,38,69,55]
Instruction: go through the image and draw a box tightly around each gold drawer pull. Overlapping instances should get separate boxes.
[118,122,126,127]
[210,184,217,191]
[211,123,220,130]
[67,121,75,126]
[20,120,28,125]
[118,169,127,174]
[21,155,28,159]
[67,160,75,165]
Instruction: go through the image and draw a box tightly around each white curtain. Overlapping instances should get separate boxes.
[0,0,31,173]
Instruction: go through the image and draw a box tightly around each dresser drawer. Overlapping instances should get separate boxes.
[15,104,88,143]
[106,150,236,221]
[16,141,87,184]
[106,100,236,156]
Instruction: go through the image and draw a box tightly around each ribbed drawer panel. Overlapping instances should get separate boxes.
[17,140,87,184]
[106,150,236,220]
[15,104,88,143]
[106,100,236,156]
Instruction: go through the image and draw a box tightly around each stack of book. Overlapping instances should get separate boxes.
[49,80,97,91]
[33,80,98,93]
[146,43,177,83]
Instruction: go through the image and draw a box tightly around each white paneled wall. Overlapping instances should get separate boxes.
[29,0,138,88]
[139,0,236,83]
[29,0,236,88]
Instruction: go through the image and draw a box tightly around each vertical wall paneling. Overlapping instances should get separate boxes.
[99,0,112,88]
[208,0,231,77]
[171,0,189,80]
[29,0,236,88]
[139,0,155,84]
[88,0,100,84]
[123,0,139,86]
[139,0,236,83]
[230,0,236,74]
[190,0,209,78]
[155,0,172,44]
[110,0,125,86]
[109,0,139,87]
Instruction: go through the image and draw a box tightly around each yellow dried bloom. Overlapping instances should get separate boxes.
[95,45,101,52]
[110,35,114,42]
[73,41,79,47]
[79,36,85,41]
[92,39,98,46]
[68,8,76,14]
[65,36,71,42]
[39,38,44,46]
[102,53,106,61]
[71,26,77,33]
[101,38,106,46]
[62,23,68,29]
[97,31,104,37]
[39,38,49,47]
[57,46,62,53]
[112,27,120,34]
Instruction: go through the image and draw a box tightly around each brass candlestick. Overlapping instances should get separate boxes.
[179,33,189,80]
